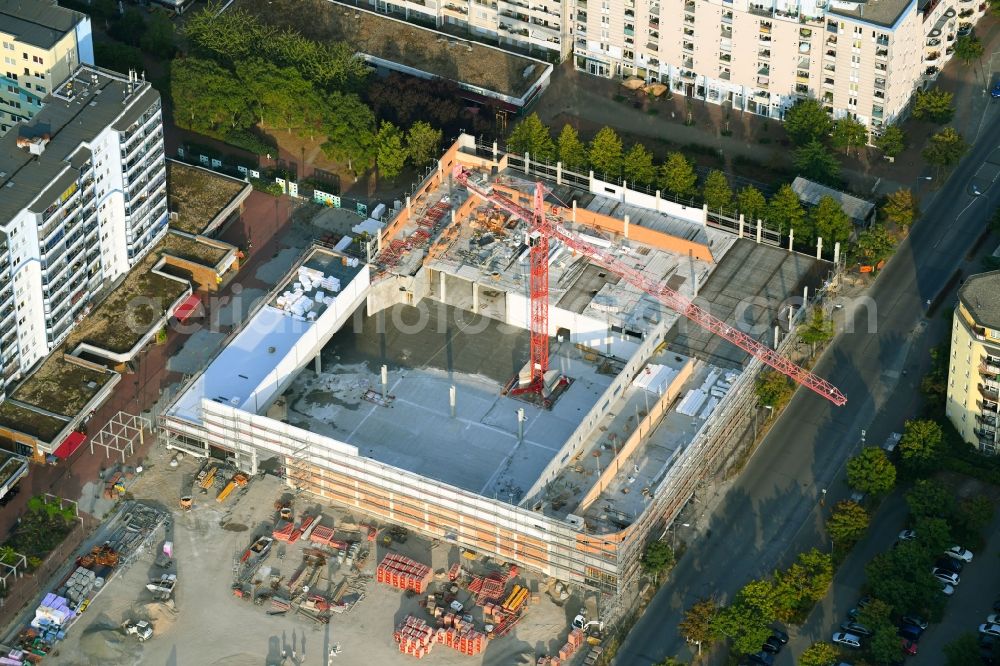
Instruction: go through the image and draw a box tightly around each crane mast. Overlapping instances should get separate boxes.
[452,166,846,407]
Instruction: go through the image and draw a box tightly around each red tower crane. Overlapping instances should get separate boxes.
[452,166,847,407]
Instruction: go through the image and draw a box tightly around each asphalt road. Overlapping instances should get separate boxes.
[614,100,1000,665]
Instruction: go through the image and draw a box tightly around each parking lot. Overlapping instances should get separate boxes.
[49,444,589,666]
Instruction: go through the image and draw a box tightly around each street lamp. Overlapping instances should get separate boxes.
[671,522,692,550]
[820,488,827,507]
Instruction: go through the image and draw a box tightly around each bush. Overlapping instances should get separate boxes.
[250,178,283,197]
[224,130,275,156]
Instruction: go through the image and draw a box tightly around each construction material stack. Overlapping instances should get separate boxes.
[376,554,431,594]
[309,524,347,551]
[435,615,486,656]
[60,567,98,608]
[394,615,435,659]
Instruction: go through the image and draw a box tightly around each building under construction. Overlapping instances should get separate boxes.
[160,134,835,605]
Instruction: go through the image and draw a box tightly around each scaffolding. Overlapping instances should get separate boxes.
[90,411,150,462]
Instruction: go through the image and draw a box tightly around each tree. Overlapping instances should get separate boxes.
[912,88,955,123]
[702,170,733,212]
[946,632,988,666]
[659,152,698,198]
[170,58,252,136]
[641,541,675,583]
[774,549,833,620]
[798,307,834,357]
[712,579,778,654]
[321,92,378,173]
[108,8,147,47]
[811,195,853,245]
[623,144,657,186]
[794,140,841,186]
[855,597,893,633]
[875,124,907,159]
[737,185,767,224]
[653,659,687,666]
[882,189,920,230]
[855,225,896,266]
[830,117,868,156]
[588,127,624,177]
[557,124,588,171]
[767,184,807,236]
[507,113,555,162]
[923,127,969,169]
[899,419,944,473]
[94,42,144,76]
[954,35,985,65]
[755,369,793,409]
[912,515,953,556]
[954,494,995,543]
[678,598,720,655]
[376,121,407,181]
[846,447,896,496]
[798,642,838,666]
[870,623,904,664]
[406,121,443,167]
[140,12,176,58]
[826,500,870,545]
[905,480,955,522]
[783,99,832,146]
[865,543,942,617]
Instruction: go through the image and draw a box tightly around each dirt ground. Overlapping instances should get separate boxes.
[51,443,589,666]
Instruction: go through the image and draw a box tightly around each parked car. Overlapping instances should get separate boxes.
[992,81,1000,99]
[841,621,874,637]
[832,632,862,648]
[761,636,783,654]
[898,624,923,641]
[901,615,928,630]
[746,651,774,666]
[988,613,1000,625]
[898,529,917,541]
[847,596,873,619]
[901,638,918,656]
[768,628,788,644]
[944,546,974,562]
[932,568,960,585]
[982,623,1000,638]
[939,581,955,595]
[935,557,963,574]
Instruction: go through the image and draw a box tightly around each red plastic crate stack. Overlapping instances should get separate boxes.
[309,525,348,551]
[376,553,432,594]
[475,573,506,604]
[272,521,295,542]
[436,626,486,656]
[394,615,435,659]
[446,563,462,581]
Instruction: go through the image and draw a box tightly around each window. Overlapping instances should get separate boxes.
[31,55,42,65]
[2,57,12,66]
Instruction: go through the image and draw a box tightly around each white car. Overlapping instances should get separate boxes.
[940,581,955,596]
[988,614,1000,625]
[981,623,1000,638]
[898,530,917,541]
[832,632,862,648]
[944,546,974,562]
[932,568,960,585]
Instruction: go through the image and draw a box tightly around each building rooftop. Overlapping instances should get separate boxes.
[959,271,1000,331]
[826,0,915,28]
[166,160,252,235]
[0,65,159,224]
[64,241,188,355]
[235,0,546,98]
[791,177,875,225]
[0,0,87,49]
[158,230,231,268]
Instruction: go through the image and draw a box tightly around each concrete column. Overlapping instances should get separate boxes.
[556,161,563,185]
[738,213,745,239]
[655,190,662,212]
[492,141,498,161]
[622,182,628,202]
[774,325,780,348]
[788,228,794,252]
[623,214,630,239]
[756,219,762,244]
[702,203,708,226]
[803,286,809,305]
[406,196,411,216]
[517,408,526,442]
[788,305,794,329]
[833,241,841,265]
[314,353,321,375]
[589,170,595,187]
[439,271,447,302]
[572,200,577,224]
[525,152,531,175]
[381,365,389,400]
[450,385,457,418]
[450,209,456,227]
[816,236,823,260]
[472,281,480,311]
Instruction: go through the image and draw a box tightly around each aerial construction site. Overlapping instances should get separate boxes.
[160,134,835,609]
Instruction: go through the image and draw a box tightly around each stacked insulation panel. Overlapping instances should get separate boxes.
[376,553,432,594]
[394,615,435,659]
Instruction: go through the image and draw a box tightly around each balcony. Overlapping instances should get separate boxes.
[795,83,809,95]
[824,63,836,72]
[979,399,999,413]
[683,41,694,52]
[757,76,770,87]
[875,47,889,58]
[978,413,999,428]
[982,359,1000,376]
[749,5,772,17]
[649,17,659,28]
[759,33,772,43]
[684,0,694,9]
[721,14,733,24]
[980,383,1000,400]
[758,48,771,58]
[719,52,732,62]
[684,14,695,23]
[684,26,695,36]
[683,56,694,68]
[720,71,731,80]
[925,51,940,61]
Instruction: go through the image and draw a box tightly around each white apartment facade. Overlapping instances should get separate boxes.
[361,0,984,133]
[0,0,94,136]
[0,65,167,387]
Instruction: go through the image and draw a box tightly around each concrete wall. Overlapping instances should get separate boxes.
[574,357,694,512]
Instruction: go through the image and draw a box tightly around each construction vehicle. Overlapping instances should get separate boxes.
[216,473,249,502]
[122,620,153,642]
[146,574,177,600]
[197,464,217,490]
[573,614,605,639]
[451,166,846,407]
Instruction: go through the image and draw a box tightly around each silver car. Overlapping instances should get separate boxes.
[832,632,862,648]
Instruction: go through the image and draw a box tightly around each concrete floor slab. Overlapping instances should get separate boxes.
[167,330,226,375]
[214,288,266,328]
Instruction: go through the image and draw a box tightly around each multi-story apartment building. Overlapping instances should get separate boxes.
[362,0,984,134]
[0,65,167,386]
[0,0,94,136]
[947,271,1000,456]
